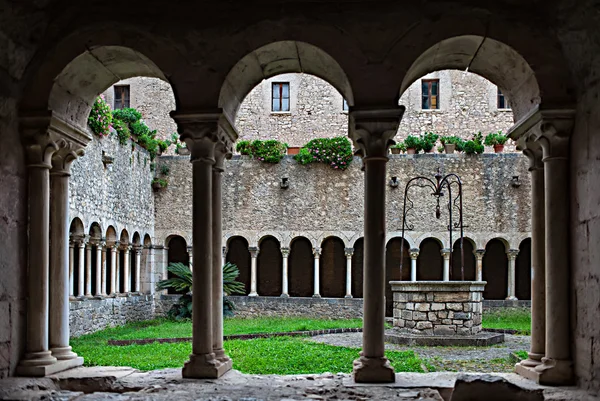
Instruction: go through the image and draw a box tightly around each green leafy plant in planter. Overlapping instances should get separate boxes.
[390,142,407,154]
[152,177,168,189]
[440,135,465,153]
[420,132,439,153]
[250,139,287,163]
[294,137,353,169]
[88,95,113,137]
[484,131,508,153]
[156,262,246,320]
[112,108,142,125]
[236,140,253,156]
[463,132,485,155]
[404,135,422,154]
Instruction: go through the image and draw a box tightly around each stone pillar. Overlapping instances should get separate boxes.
[187,246,194,271]
[349,107,404,383]
[123,245,131,293]
[441,248,451,281]
[68,242,74,297]
[48,141,84,367]
[222,246,227,268]
[77,239,85,296]
[519,139,546,369]
[281,247,290,297]
[173,111,234,379]
[506,249,519,300]
[409,248,419,282]
[85,242,92,296]
[110,243,118,295]
[101,245,107,296]
[134,246,142,293]
[94,241,104,296]
[345,248,354,298]
[249,246,259,296]
[312,247,321,298]
[474,250,485,282]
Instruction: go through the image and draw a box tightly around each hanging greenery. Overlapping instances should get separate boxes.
[294,136,353,170]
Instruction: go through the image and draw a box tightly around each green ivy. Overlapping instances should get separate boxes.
[235,139,287,163]
[112,108,142,125]
[235,140,253,156]
[87,96,113,137]
[294,137,353,170]
[112,119,131,145]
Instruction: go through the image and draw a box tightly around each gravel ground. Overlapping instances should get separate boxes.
[309,332,531,373]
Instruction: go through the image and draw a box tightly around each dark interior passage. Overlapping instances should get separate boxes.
[289,237,314,297]
[451,238,476,281]
[417,238,443,281]
[385,237,411,316]
[226,236,251,295]
[320,237,346,298]
[257,236,282,296]
[516,238,532,300]
[483,238,508,300]
[351,238,364,298]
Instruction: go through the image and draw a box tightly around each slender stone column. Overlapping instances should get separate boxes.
[313,247,321,298]
[68,242,74,297]
[110,243,118,294]
[162,246,169,281]
[349,107,404,383]
[345,248,354,298]
[134,246,142,292]
[85,242,92,296]
[222,246,227,268]
[474,250,485,281]
[94,241,104,296]
[101,245,107,295]
[249,247,259,296]
[123,245,131,293]
[441,248,451,281]
[281,247,290,297]
[212,145,233,372]
[409,249,419,282]
[506,249,519,300]
[187,246,194,271]
[77,239,85,296]
[173,111,234,378]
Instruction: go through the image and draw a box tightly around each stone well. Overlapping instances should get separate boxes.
[389,281,486,336]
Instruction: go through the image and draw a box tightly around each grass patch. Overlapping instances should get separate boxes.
[514,350,529,360]
[482,308,531,334]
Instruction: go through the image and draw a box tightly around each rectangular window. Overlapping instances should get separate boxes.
[114,85,130,109]
[343,99,349,111]
[422,79,439,109]
[497,87,510,109]
[272,82,290,112]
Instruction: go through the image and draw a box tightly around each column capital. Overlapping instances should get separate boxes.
[133,245,143,253]
[349,107,405,159]
[313,247,321,257]
[344,247,354,257]
[474,249,485,260]
[222,246,228,257]
[280,247,290,257]
[409,248,420,260]
[171,111,237,164]
[249,246,260,258]
[507,249,519,260]
[90,239,106,248]
[187,246,193,253]
[517,134,544,172]
[108,240,121,250]
[120,243,132,252]
[441,248,452,259]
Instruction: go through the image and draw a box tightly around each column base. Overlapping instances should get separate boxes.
[505,296,518,301]
[519,352,544,368]
[353,356,395,383]
[280,293,289,298]
[312,294,321,298]
[516,357,573,385]
[248,292,258,297]
[213,348,233,371]
[17,355,83,377]
[182,353,230,379]
[345,294,353,299]
[50,346,79,361]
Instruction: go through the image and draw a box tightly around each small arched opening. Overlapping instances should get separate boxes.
[451,238,476,281]
[288,237,314,298]
[320,236,346,298]
[226,236,251,295]
[417,238,443,281]
[385,237,411,316]
[351,238,364,298]
[257,236,283,297]
[166,235,188,295]
[516,238,532,300]
[483,238,509,300]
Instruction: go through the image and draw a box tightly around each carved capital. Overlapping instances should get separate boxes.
[222,246,228,258]
[349,107,405,159]
[440,248,452,259]
[344,247,354,257]
[51,139,85,176]
[507,249,519,260]
[409,248,420,260]
[249,246,260,258]
[281,247,290,257]
[474,249,485,260]
[518,134,544,172]
[171,111,237,164]
[313,247,321,257]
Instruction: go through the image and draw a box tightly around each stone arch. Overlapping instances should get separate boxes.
[483,238,509,300]
[132,232,141,246]
[385,237,411,316]
[320,236,346,298]
[219,41,354,122]
[257,235,282,297]
[165,235,189,295]
[451,237,476,281]
[69,218,85,237]
[143,234,152,247]
[119,229,130,245]
[516,238,532,300]
[288,236,314,298]
[398,35,574,120]
[88,222,103,240]
[351,237,364,298]
[417,237,444,281]
[105,226,117,244]
[226,236,251,295]
[69,218,85,296]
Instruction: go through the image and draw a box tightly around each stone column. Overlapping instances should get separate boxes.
[101,245,107,296]
[409,248,419,282]
[222,246,227,268]
[249,247,259,296]
[123,245,131,293]
[188,246,194,271]
[68,242,74,297]
[313,247,321,298]
[474,250,485,281]
[212,145,233,371]
[48,140,84,367]
[134,246,142,293]
[94,241,104,296]
[349,107,404,383]
[173,112,234,378]
[345,248,354,298]
[506,249,519,300]
[85,242,92,296]
[110,243,118,295]
[77,239,85,296]
[441,248,451,281]
[281,247,290,297]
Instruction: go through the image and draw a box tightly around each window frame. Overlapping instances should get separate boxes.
[342,98,349,112]
[271,82,290,112]
[497,87,511,110]
[114,85,131,110]
[421,79,440,110]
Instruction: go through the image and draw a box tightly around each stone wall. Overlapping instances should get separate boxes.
[69,294,157,337]
[226,296,363,319]
[155,153,531,250]
[69,131,155,242]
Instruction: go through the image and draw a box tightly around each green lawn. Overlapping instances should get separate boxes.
[481,308,531,334]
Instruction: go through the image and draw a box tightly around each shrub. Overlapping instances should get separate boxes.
[88,96,113,137]
[464,133,485,155]
[294,137,353,169]
[420,132,439,152]
[392,142,407,152]
[160,164,170,176]
[404,135,422,151]
[112,119,130,145]
[484,131,508,146]
[152,177,168,188]
[236,140,253,155]
[112,108,142,125]
[250,139,287,163]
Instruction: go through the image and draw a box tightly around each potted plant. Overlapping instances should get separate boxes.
[440,135,463,154]
[390,142,406,154]
[484,131,508,153]
[152,177,168,190]
[420,132,439,153]
[287,146,301,155]
[404,135,421,154]
[464,133,485,155]
[176,143,190,155]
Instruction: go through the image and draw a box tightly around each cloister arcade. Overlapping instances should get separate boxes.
[3,0,595,391]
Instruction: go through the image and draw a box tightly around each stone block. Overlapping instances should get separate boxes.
[447,311,454,319]
[442,319,453,324]
[454,312,470,320]
[434,325,457,335]
[457,327,472,336]
[393,308,401,318]
[416,321,433,330]
[394,319,405,328]
[438,311,448,319]
[431,302,445,311]
[412,311,427,321]
[472,324,482,334]
[415,303,430,312]
[464,320,473,328]
[405,320,416,329]
[406,302,415,310]
[426,293,435,301]
[410,293,427,302]
[394,293,409,302]
[453,319,464,325]
[446,303,463,311]
[472,303,482,313]
[434,292,469,302]
[472,314,482,325]
[401,310,413,320]
[427,312,438,321]
[394,302,406,310]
